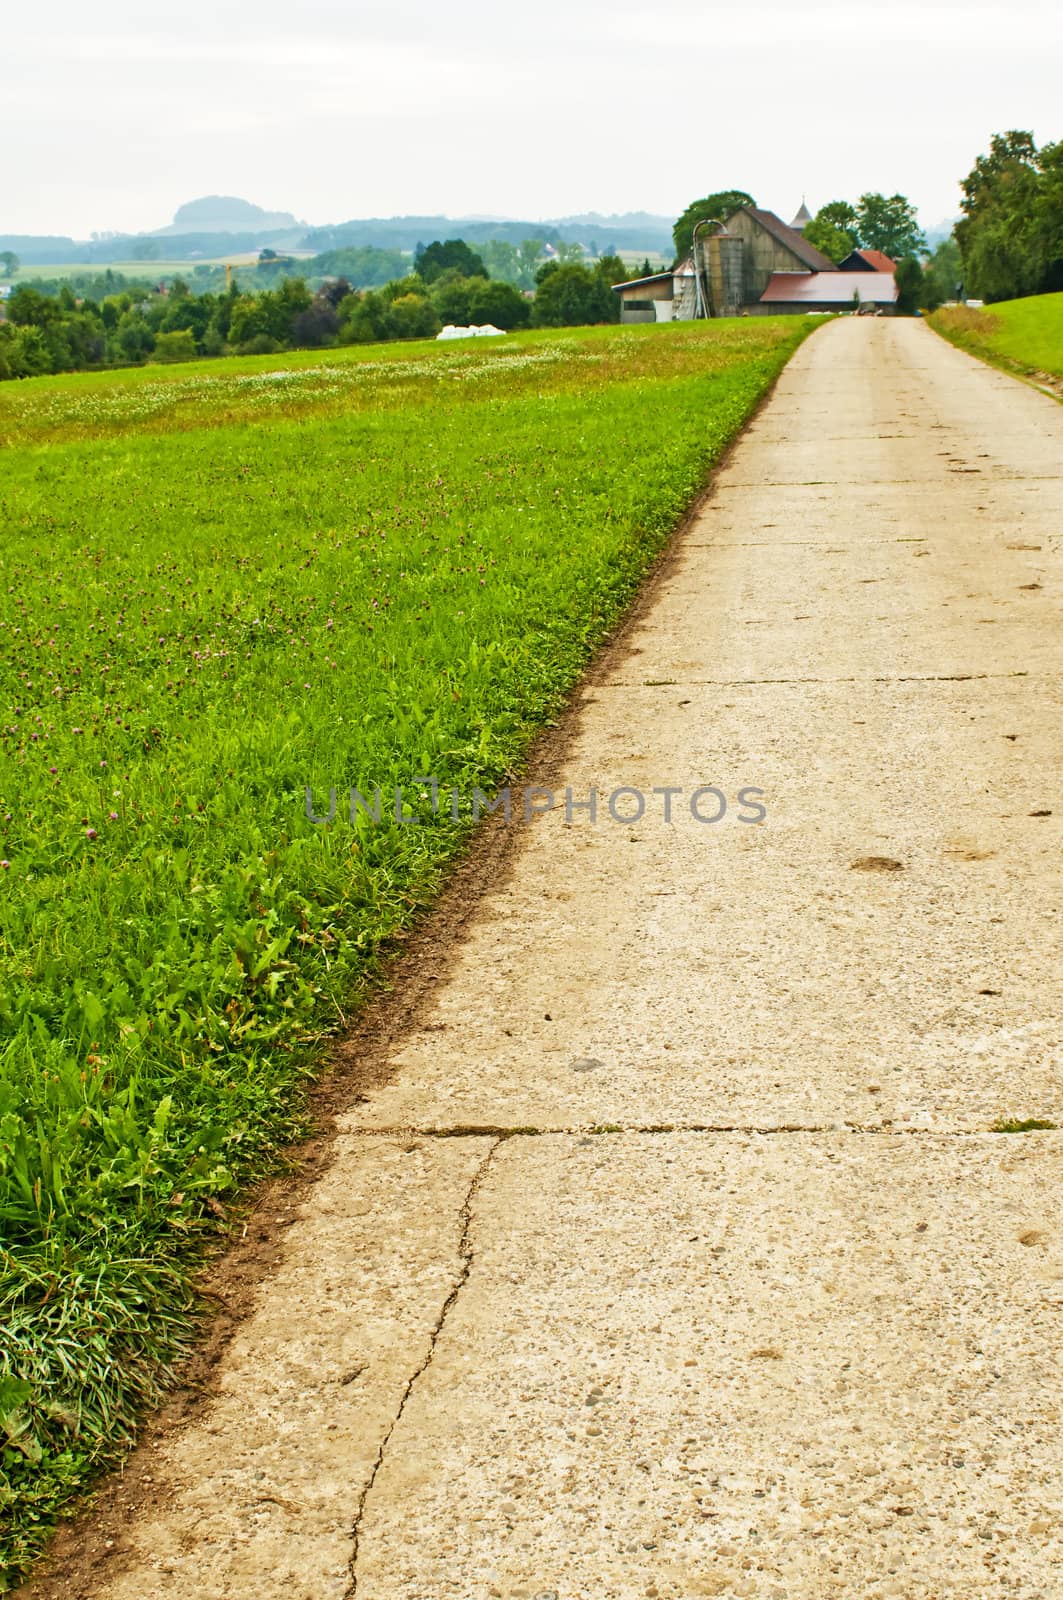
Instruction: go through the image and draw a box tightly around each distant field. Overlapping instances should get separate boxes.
[0,316,822,1582]
[0,260,231,283]
[4,250,658,288]
[930,292,1063,386]
[617,250,669,269]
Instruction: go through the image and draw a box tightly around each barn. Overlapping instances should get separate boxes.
[612,204,897,321]
[612,260,695,323]
[721,206,836,303]
[613,204,836,321]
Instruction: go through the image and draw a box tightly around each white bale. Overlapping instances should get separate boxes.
[435,324,507,340]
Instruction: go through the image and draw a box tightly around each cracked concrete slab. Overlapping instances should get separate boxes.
[354,1132,1063,1600]
[86,1135,495,1600]
[26,318,1062,1600]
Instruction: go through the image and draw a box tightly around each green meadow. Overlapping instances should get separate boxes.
[0,318,819,1581]
[0,260,233,284]
[930,291,1063,384]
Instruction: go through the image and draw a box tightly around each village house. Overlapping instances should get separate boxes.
[612,204,897,320]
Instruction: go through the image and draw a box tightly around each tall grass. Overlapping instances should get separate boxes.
[0,319,820,1581]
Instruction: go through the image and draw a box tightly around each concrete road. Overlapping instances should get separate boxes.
[34,319,1062,1600]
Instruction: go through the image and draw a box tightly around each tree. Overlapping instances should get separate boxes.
[6,286,62,326]
[414,239,488,284]
[289,288,342,346]
[115,310,155,362]
[1036,138,1063,292]
[854,193,925,259]
[0,252,18,278]
[518,238,545,288]
[595,254,630,286]
[673,191,755,262]
[159,293,212,345]
[479,239,520,285]
[384,292,440,340]
[466,279,530,330]
[815,200,858,236]
[893,257,925,316]
[153,330,198,363]
[309,246,407,288]
[921,237,963,309]
[803,216,854,264]
[430,275,478,327]
[955,130,1062,301]
[531,263,618,327]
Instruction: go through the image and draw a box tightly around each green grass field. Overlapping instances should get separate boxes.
[0,318,820,1582]
[930,292,1063,384]
[0,259,235,285]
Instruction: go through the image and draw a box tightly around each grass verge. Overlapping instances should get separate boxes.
[929,293,1063,392]
[0,318,821,1583]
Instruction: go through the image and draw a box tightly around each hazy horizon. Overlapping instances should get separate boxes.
[4,0,1060,239]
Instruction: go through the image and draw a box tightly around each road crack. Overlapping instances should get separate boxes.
[346,1122,1046,1139]
[344,1135,502,1596]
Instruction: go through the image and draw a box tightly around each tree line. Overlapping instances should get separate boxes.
[0,242,629,381]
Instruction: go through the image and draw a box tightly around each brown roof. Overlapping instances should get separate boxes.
[729,206,837,271]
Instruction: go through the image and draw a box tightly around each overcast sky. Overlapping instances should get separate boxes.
[3,0,1060,238]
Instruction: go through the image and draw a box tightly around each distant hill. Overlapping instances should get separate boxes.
[156,196,302,236]
[301,213,675,255]
[923,217,960,249]
[550,211,675,230]
[1,206,676,267]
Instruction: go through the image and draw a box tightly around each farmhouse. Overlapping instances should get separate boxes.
[612,203,897,320]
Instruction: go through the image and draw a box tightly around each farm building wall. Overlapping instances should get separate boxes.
[723,211,815,302]
[619,302,657,323]
[617,277,674,325]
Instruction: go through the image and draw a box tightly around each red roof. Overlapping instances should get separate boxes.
[759,271,897,305]
[856,249,897,272]
[839,248,898,273]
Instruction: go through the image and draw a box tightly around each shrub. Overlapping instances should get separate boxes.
[152,330,198,364]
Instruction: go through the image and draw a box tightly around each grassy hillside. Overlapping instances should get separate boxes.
[0,317,821,1583]
[930,292,1063,386]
